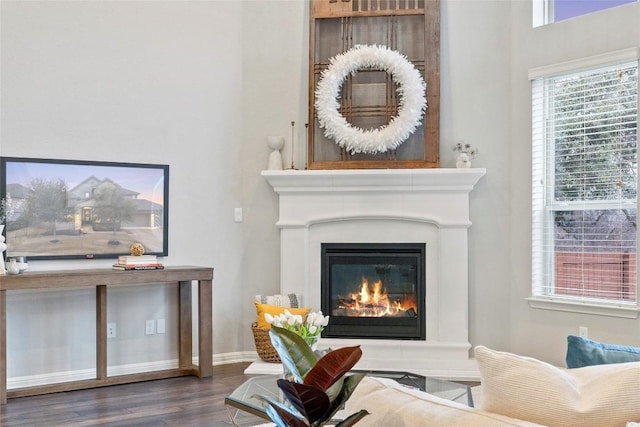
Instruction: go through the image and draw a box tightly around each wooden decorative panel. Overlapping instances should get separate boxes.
[308,0,440,169]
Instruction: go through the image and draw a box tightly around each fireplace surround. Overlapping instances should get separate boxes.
[261,168,486,379]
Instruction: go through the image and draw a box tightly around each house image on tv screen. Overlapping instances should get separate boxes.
[4,168,166,259]
[68,176,163,232]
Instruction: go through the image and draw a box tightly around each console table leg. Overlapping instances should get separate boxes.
[198,279,213,378]
[1,289,6,404]
[96,285,107,380]
[179,281,193,370]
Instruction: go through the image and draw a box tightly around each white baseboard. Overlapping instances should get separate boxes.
[8,352,260,390]
[212,351,257,365]
[7,367,97,389]
[8,359,181,389]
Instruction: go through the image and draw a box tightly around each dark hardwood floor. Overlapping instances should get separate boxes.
[0,362,255,427]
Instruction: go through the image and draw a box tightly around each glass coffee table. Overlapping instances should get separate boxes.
[224,370,473,427]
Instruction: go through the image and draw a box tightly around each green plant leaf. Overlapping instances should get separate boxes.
[278,379,330,423]
[253,394,309,427]
[320,373,367,423]
[334,409,370,427]
[324,377,344,403]
[270,326,319,383]
[303,346,362,391]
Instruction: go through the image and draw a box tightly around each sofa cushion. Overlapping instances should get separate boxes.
[566,335,640,368]
[254,302,310,329]
[476,345,640,427]
[342,376,543,426]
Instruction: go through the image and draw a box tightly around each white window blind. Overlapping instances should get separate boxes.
[532,59,638,305]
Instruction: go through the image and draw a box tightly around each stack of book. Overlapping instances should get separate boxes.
[112,255,164,270]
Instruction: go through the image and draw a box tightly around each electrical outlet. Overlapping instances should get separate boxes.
[145,319,156,335]
[579,326,588,338]
[234,207,243,223]
[157,318,166,334]
[107,322,116,338]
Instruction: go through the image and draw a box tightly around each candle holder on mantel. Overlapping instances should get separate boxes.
[288,121,297,170]
[304,123,309,170]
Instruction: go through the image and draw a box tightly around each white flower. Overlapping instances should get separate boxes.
[263,308,330,341]
[320,315,329,327]
[306,312,318,325]
[293,314,304,326]
[306,311,330,329]
[267,312,288,328]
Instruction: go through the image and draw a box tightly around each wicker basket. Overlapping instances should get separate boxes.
[251,322,281,363]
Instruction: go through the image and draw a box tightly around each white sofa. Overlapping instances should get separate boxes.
[344,376,541,426]
[343,346,640,427]
[257,345,640,426]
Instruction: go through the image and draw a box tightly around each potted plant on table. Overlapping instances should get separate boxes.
[264,309,329,351]
[254,325,369,427]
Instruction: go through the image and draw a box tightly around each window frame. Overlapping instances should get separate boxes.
[533,0,637,27]
[528,48,640,318]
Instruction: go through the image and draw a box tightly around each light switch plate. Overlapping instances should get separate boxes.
[145,319,155,335]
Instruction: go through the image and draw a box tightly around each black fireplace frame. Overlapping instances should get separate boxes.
[320,242,426,340]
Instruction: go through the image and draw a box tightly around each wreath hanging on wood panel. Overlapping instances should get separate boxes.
[315,44,427,155]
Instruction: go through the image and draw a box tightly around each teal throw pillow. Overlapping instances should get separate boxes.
[566,335,640,368]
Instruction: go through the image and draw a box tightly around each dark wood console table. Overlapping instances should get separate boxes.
[0,266,213,404]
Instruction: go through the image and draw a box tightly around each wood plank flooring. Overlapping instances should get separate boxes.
[0,362,254,427]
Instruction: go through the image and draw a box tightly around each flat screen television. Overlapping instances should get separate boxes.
[0,157,169,260]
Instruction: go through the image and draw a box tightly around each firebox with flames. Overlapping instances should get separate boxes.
[335,277,418,318]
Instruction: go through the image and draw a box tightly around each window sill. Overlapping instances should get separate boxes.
[526,296,640,319]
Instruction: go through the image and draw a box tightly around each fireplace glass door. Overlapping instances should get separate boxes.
[321,243,425,340]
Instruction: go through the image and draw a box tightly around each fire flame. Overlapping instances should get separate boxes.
[337,277,417,317]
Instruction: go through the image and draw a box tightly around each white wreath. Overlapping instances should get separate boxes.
[315,44,427,155]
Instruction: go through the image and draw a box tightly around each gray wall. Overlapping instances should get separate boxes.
[1,0,246,375]
[1,0,639,380]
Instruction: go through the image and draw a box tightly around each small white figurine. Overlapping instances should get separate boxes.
[266,136,285,170]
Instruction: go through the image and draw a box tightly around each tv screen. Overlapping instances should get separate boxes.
[0,157,169,260]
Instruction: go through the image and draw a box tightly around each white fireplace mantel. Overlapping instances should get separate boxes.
[262,168,486,193]
[260,168,486,380]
